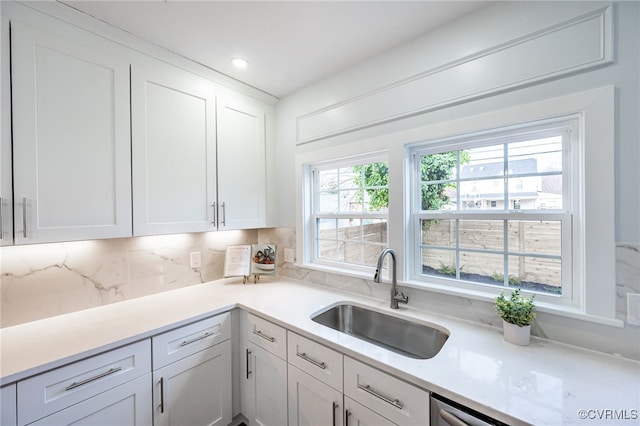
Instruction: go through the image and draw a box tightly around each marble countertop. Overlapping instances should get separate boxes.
[1,278,639,425]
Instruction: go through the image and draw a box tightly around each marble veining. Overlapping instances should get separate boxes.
[1,228,639,360]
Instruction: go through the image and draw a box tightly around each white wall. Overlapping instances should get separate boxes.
[273,1,640,359]
[274,1,639,243]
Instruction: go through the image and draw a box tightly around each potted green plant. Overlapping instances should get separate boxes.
[494,288,536,345]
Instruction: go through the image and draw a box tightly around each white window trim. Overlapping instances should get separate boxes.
[408,118,576,307]
[296,86,619,327]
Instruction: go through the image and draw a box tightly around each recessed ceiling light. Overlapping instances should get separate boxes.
[231,57,249,69]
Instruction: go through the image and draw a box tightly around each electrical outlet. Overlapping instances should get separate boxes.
[190,252,202,269]
[627,293,640,326]
[284,248,295,263]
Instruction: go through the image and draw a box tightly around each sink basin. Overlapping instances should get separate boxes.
[311,304,448,359]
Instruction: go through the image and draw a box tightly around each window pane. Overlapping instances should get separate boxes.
[318,191,338,213]
[508,137,562,174]
[318,240,338,261]
[422,219,455,248]
[459,220,503,251]
[420,151,458,211]
[459,179,504,210]
[459,251,505,285]
[339,218,362,241]
[508,220,562,256]
[318,169,338,191]
[508,255,561,294]
[338,189,362,212]
[461,145,504,180]
[421,247,457,277]
[317,218,337,237]
[363,220,387,244]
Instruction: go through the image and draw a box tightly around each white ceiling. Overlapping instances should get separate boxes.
[60,1,490,99]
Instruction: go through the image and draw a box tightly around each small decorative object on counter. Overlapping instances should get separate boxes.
[494,288,536,346]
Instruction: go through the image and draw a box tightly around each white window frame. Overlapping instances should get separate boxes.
[408,118,577,307]
[296,86,618,325]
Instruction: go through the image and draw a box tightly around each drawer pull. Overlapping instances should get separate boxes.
[296,351,327,370]
[358,383,403,410]
[180,331,212,347]
[246,349,252,379]
[253,329,275,342]
[159,377,165,413]
[65,367,122,391]
[332,401,338,426]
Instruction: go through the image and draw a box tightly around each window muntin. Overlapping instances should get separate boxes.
[312,157,389,269]
[413,122,573,297]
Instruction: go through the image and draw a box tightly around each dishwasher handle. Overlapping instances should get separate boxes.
[439,408,470,426]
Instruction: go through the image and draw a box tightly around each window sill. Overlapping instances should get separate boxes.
[403,279,625,328]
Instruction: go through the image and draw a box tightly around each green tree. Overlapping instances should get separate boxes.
[353,153,465,212]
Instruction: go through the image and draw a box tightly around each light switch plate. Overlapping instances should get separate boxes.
[190,252,202,269]
[627,293,640,326]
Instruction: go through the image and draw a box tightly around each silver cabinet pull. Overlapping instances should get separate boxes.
[65,367,122,391]
[246,348,252,379]
[439,408,470,426]
[358,383,403,409]
[211,202,216,225]
[22,197,28,238]
[253,329,275,342]
[296,351,326,370]
[180,331,212,347]
[159,377,165,413]
[332,401,338,426]
[220,202,226,227]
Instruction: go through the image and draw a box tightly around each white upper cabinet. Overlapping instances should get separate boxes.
[131,59,217,236]
[217,93,267,230]
[1,15,12,246]
[10,20,132,244]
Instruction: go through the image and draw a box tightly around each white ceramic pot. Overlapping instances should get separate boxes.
[502,320,531,346]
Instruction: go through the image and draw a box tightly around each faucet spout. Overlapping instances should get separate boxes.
[374,248,408,309]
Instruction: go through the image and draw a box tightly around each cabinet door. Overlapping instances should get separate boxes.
[244,342,288,426]
[11,21,132,244]
[1,15,12,246]
[1,384,17,426]
[131,60,217,236]
[153,340,232,426]
[25,374,152,426]
[345,397,396,426]
[216,94,266,229]
[288,364,343,426]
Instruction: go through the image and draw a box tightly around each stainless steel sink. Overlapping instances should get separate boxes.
[311,304,448,359]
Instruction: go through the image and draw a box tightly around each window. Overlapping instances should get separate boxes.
[411,119,574,300]
[309,155,389,270]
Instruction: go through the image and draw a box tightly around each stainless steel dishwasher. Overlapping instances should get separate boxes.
[430,393,509,426]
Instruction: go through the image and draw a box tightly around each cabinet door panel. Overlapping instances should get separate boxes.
[131,61,217,235]
[245,342,288,426]
[1,15,12,245]
[11,21,131,244]
[288,365,342,426]
[217,95,266,229]
[153,340,231,426]
[1,384,17,426]
[26,374,152,426]
[345,397,396,426]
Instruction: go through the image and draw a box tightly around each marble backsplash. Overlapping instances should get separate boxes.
[0,230,256,326]
[2,227,639,359]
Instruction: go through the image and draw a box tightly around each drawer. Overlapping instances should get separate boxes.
[287,332,343,391]
[344,357,429,426]
[18,339,151,425]
[247,313,287,359]
[153,312,231,369]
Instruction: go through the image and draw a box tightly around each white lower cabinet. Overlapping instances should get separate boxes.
[1,384,17,426]
[244,342,288,426]
[288,365,343,426]
[153,341,232,426]
[152,314,233,426]
[27,375,151,426]
[344,357,429,426]
[345,396,396,426]
[240,311,288,426]
[17,340,151,426]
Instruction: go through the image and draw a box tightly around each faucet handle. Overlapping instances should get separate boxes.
[394,292,409,304]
